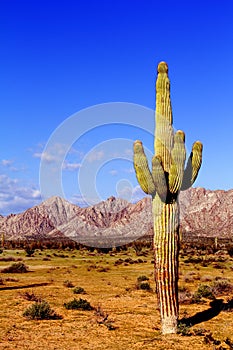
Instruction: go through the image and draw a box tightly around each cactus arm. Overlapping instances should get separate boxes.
[155,62,174,172]
[169,130,186,193]
[181,141,203,191]
[133,140,156,195]
[152,155,167,202]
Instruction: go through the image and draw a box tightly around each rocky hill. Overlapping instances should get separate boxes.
[0,187,232,246]
[179,187,233,238]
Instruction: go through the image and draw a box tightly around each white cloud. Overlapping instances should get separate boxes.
[33,152,58,163]
[86,150,104,162]
[1,159,14,167]
[109,170,118,176]
[62,161,81,171]
[0,175,41,215]
[33,143,69,163]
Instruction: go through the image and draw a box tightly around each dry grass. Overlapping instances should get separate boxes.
[0,247,232,349]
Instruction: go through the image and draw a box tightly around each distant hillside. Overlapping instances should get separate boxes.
[0,187,232,246]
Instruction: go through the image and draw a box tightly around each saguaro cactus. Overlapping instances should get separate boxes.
[133,62,202,334]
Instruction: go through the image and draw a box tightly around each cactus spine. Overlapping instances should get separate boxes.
[133,62,203,334]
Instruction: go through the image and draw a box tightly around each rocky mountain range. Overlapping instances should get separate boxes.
[0,187,232,246]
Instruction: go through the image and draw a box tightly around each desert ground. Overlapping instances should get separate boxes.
[0,240,233,350]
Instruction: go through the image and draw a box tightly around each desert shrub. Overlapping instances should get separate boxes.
[183,275,195,283]
[211,279,233,296]
[212,262,224,269]
[64,298,93,310]
[178,287,192,304]
[63,280,74,288]
[139,282,151,290]
[24,246,35,257]
[56,253,68,258]
[23,300,61,320]
[184,256,202,264]
[20,291,40,301]
[203,332,221,346]
[195,284,215,299]
[1,262,28,273]
[189,284,213,304]
[97,266,110,272]
[94,305,116,330]
[190,293,203,304]
[114,258,124,266]
[137,275,149,282]
[177,322,192,336]
[0,277,4,285]
[0,256,22,262]
[73,286,86,294]
[200,275,213,282]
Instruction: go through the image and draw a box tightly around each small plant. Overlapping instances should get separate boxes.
[94,305,116,330]
[136,276,152,291]
[73,286,86,294]
[63,280,74,288]
[177,322,192,336]
[211,279,233,296]
[20,291,40,301]
[190,293,203,304]
[200,275,213,282]
[0,256,18,262]
[1,262,29,273]
[64,298,93,310]
[138,282,152,291]
[24,246,35,257]
[137,275,149,282]
[23,300,61,320]
[178,286,192,305]
[195,284,215,300]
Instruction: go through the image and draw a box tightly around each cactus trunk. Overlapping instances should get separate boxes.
[153,195,179,333]
[133,61,203,334]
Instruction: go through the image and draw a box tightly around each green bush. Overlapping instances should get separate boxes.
[64,298,93,310]
[73,286,86,294]
[195,284,215,299]
[177,322,191,336]
[138,282,151,291]
[23,300,61,320]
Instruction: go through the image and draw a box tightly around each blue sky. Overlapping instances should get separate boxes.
[0,0,233,215]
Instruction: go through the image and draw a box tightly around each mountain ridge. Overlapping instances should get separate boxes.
[0,188,232,244]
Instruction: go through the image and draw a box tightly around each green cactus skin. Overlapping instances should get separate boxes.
[133,61,202,334]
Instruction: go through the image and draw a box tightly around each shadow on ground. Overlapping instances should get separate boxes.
[0,282,50,291]
[180,298,233,327]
